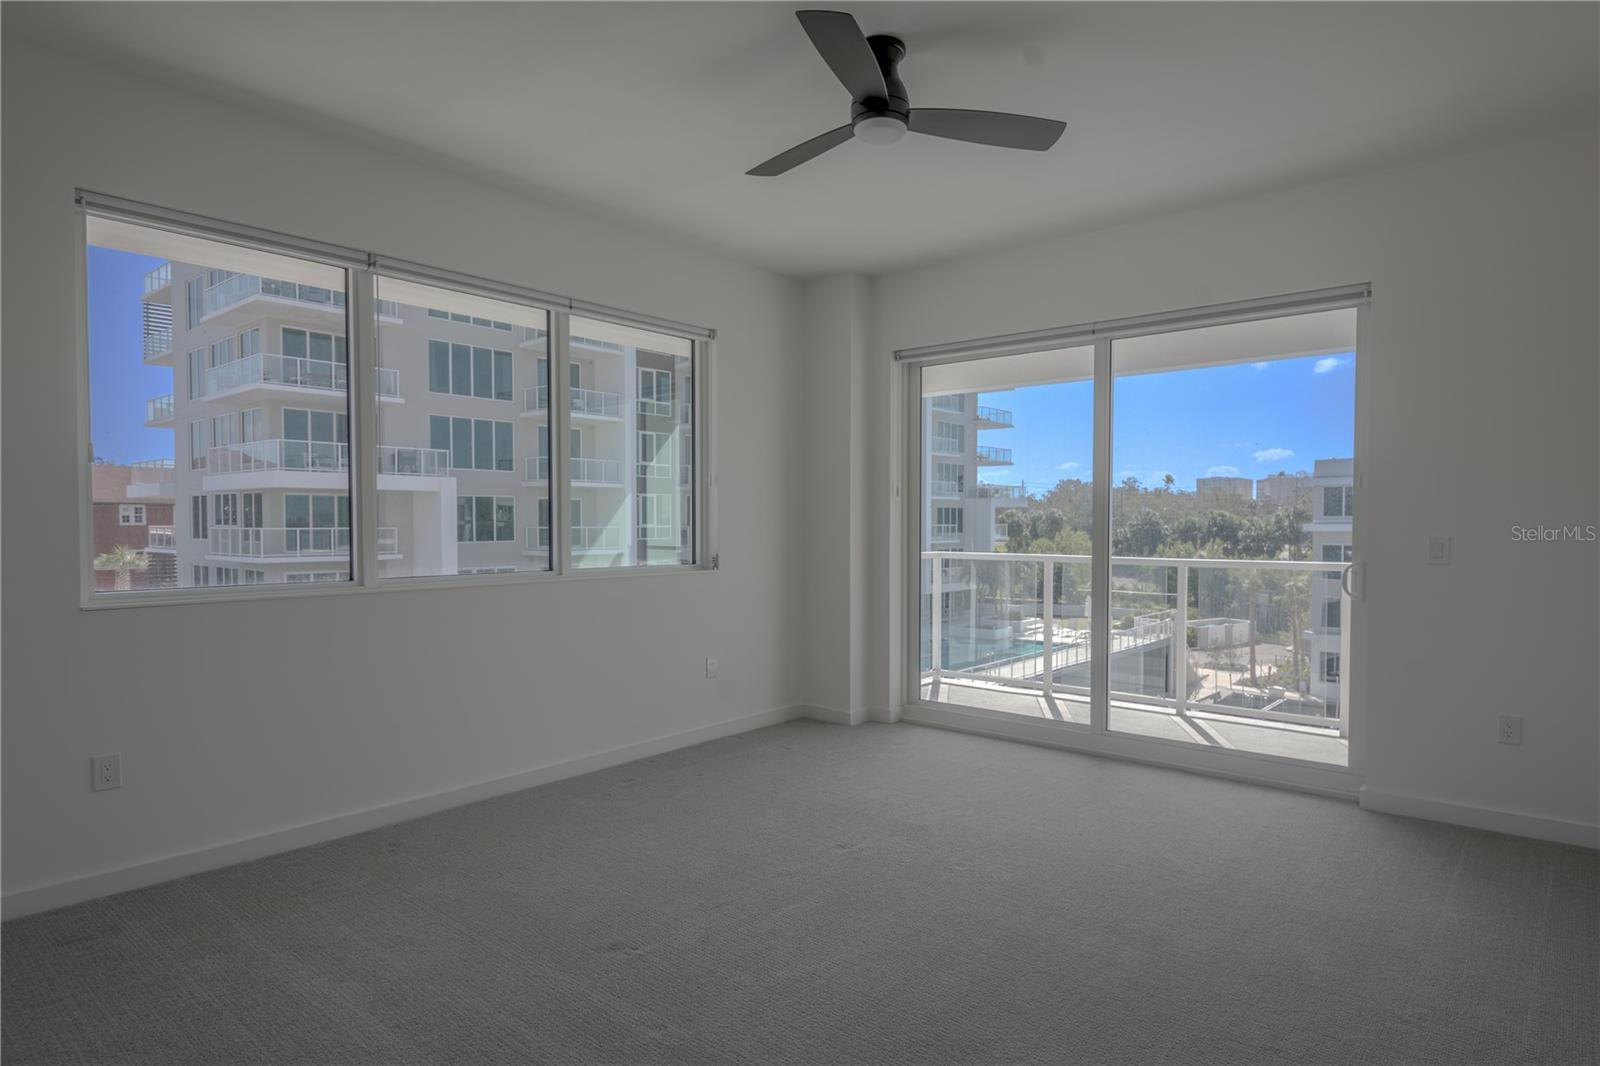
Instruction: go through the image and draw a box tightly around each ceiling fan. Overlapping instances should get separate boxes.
[748,9,1066,177]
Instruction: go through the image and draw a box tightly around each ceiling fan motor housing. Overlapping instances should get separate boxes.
[851,35,909,123]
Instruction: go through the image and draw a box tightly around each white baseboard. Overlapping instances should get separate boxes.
[2,704,806,921]
[1359,787,1599,849]
[799,704,858,726]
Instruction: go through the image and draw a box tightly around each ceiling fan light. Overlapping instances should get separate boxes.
[853,115,907,146]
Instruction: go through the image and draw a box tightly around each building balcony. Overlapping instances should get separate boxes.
[524,524,626,554]
[146,526,176,552]
[929,395,967,413]
[975,405,1013,428]
[931,439,963,456]
[204,440,447,491]
[127,460,176,501]
[525,455,623,486]
[202,353,400,404]
[920,550,1352,767]
[638,397,673,418]
[973,483,1024,501]
[931,479,964,498]
[520,384,624,420]
[143,263,171,296]
[144,393,175,427]
[976,445,1013,465]
[201,274,345,323]
[206,526,399,562]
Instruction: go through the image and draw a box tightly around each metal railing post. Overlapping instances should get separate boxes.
[1174,561,1189,715]
[1041,560,1054,699]
[930,554,943,680]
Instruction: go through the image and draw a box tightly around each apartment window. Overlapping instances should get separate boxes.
[1324,600,1341,629]
[638,431,672,478]
[85,206,705,601]
[456,496,514,543]
[933,506,964,540]
[243,569,266,585]
[429,416,514,472]
[1321,544,1355,563]
[186,349,205,399]
[1321,652,1341,682]
[933,421,965,455]
[188,420,208,470]
[118,504,146,526]
[427,339,514,401]
[933,461,964,496]
[1324,486,1354,518]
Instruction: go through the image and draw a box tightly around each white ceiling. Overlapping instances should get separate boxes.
[9,3,1596,277]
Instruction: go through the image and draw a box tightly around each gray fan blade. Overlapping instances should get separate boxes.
[908,108,1065,151]
[747,124,854,177]
[797,10,887,102]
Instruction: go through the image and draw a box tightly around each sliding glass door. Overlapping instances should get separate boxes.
[910,298,1360,777]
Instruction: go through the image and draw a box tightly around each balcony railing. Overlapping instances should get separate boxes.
[145,394,174,423]
[203,274,345,318]
[931,437,964,456]
[204,353,397,399]
[976,405,1014,426]
[147,526,175,550]
[529,455,623,484]
[143,263,171,293]
[128,461,176,499]
[975,445,1013,464]
[206,527,397,559]
[931,479,963,497]
[638,397,673,417]
[526,524,626,552]
[973,483,1024,500]
[209,439,349,475]
[638,523,675,543]
[923,550,1350,736]
[522,384,624,419]
[930,396,966,412]
[377,445,450,477]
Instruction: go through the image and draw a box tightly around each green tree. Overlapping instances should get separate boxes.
[94,544,149,591]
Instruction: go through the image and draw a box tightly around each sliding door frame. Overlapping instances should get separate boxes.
[898,286,1370,798]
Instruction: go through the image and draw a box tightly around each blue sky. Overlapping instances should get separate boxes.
[978,352,1356,494]
[88,246,173,464]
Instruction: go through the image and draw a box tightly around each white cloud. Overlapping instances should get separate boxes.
[1206,465,1241,477]
[1252,362,1270,371]
[1253,447,1295,463]
[1314,357,1344,374]
[1056,461,1080,471]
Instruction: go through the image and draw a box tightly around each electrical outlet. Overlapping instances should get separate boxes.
[705,656,718,679]
[1428,537,1452,565]
[1498,715,1523,746]
[91,753,122,792]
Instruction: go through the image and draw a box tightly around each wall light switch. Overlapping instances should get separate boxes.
[1428,537,1451,565]
[1498,715,1523,746]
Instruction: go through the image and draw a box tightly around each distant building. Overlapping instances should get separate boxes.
[1195,475,1253,501]
[1304,458,1353,709]
[91,462,176,590]
[1256,470,1311,507]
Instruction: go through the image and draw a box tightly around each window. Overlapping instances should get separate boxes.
[933,421,965,454]
[933,461,964,496]
[1324,486,1354,518]
[456,496,515,543]
[427,339,514,400]
[1321,543,1355,563]
[1324,599,1341,629]
[118,504,146,526]
[377,277,547,577]
[933,506,964,540]
[85,207,705,600]
[1322,652,1341,682]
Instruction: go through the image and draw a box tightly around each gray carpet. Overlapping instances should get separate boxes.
[3,720,1595,1065]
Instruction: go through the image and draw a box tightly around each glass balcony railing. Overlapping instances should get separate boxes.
[377,445,450,477]
[204,354,397,398]
[522,384,624,419]
[976,405,1014,426]
[930,396,966,412]
[931,437,964,456]
[922,551,1348,737]
[208,439,349,474]
[529,455,622,484]
[931,479,963,496]
[145,394,174,423]
[202,274,345,318]
[975,444,1013,464]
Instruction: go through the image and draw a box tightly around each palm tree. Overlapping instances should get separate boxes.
[94,544,149,591]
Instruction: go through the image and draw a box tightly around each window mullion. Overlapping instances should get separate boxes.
[551,311,571,574]
[349,266,380,587]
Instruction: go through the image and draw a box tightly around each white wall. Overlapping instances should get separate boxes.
[868,128,1599,837]
[1,38,805,906]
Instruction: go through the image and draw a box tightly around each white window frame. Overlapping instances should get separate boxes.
[78,193,716,608]
[118,504,146,526]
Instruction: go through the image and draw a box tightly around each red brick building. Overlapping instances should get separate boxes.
[91,463,176,591]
